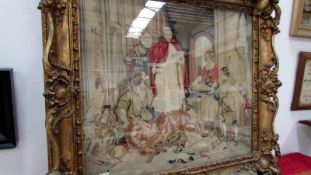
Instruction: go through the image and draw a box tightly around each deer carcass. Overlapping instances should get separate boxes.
[124,109,206,163]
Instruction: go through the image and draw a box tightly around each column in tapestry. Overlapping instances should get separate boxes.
[80,0,107,110]
[215,10,252,96]
[214,10,253,144]
[104,0,126,106]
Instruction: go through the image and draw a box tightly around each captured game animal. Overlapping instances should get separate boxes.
[124,109,206,163]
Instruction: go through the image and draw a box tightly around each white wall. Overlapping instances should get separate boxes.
[0,0,48,174]
[0,0,310,175]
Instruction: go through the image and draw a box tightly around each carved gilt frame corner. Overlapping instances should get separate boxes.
[38,0,282,174]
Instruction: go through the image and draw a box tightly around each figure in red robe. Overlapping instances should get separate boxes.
[191,48,219,133]
[149,27,189,113]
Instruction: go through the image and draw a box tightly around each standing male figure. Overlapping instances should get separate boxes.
[149,26,189,113]
[218,67,242,146]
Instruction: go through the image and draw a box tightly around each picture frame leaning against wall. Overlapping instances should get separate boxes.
[38,0,282,174]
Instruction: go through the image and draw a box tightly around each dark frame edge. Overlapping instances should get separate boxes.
[291,52,311,111]
[0,69,18,149]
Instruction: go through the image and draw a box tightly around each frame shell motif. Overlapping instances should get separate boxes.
[38,0,282,174]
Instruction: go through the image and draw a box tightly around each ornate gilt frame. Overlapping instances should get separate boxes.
[38,0,282,174]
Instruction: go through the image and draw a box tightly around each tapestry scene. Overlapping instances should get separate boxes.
[80,0,253,174]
